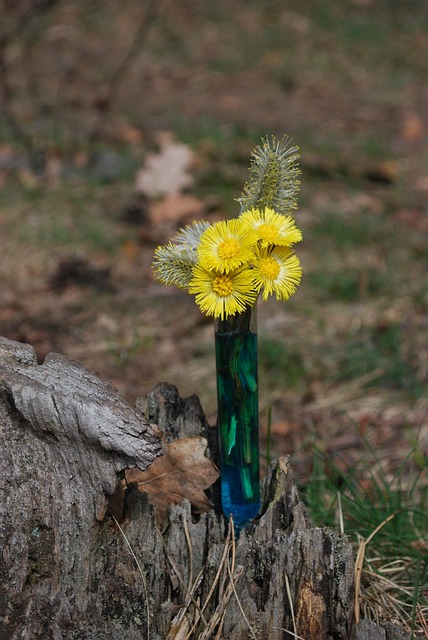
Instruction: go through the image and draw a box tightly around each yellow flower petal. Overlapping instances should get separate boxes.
[252,245,302,301]
[197,218,257,273]
[240,207,302,248]
[188,264,257,319]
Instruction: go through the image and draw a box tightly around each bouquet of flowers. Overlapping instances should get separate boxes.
[152,136,303,529]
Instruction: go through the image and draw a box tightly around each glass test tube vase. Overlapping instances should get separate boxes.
[214,305,260,530]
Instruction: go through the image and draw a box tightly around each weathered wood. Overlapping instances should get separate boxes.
[0,337,163,639]
[0,337,162,472]
[355,620,410,640]
[0,339,410,639]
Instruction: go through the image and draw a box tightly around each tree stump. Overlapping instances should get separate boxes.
[0,337,409,640]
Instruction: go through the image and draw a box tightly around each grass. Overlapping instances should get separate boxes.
[259,337,306,391]
[307,268,389,301]
[336,322,427,399]
[173,121,265,206]
[0,176,135,255]
[310,211,389,249]
[300,434,428,637]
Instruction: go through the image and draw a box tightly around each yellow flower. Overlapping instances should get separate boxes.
[197,219,257,273]
[188,263,257,319]
[252,245,302,301]
[240,207,302,248]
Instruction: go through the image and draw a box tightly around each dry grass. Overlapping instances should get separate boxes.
[359,553,428,638]
[304,436,427,638]
[160,517,257,640]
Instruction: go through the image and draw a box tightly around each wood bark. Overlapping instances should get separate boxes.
[0,338,409,640]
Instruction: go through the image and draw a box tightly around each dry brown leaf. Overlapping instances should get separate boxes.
[149,192,204,225]
[114,436,219,522]
[400,113,424,141]
[117,123,145,145]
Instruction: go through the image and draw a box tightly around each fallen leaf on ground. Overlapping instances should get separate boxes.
[135,133,194,197]
[400,113,424,141]
[149,192,204,225]
[113,436,219,522]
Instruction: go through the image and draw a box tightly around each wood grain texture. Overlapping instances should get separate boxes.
[0,337,162,638]
[0,341,410,639]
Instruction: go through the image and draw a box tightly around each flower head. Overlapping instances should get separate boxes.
[188,263,257,319]
[152,135,303,319]
[240,207,302,248]
[152,243,197,289]
[237,136,301,216]
[252,245,302,301]
[197,218,257,273]
[152,220,210,289]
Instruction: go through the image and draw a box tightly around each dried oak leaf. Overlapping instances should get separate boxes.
[117,436,219,521]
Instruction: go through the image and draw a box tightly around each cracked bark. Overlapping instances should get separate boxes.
[0,337,409,640]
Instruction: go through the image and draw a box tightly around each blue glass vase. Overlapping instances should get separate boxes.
[214,305,260,530]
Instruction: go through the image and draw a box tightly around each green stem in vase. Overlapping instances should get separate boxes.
[214,306,260,530]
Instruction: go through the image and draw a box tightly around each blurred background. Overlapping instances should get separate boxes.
[0,0,427,479]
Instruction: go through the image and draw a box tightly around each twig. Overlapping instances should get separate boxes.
[284,571,298,639]
[167,569,205,639]
[197,567,244,640]
[184,518,232,639]
[200,519,232,611]
[183,517,194,594]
